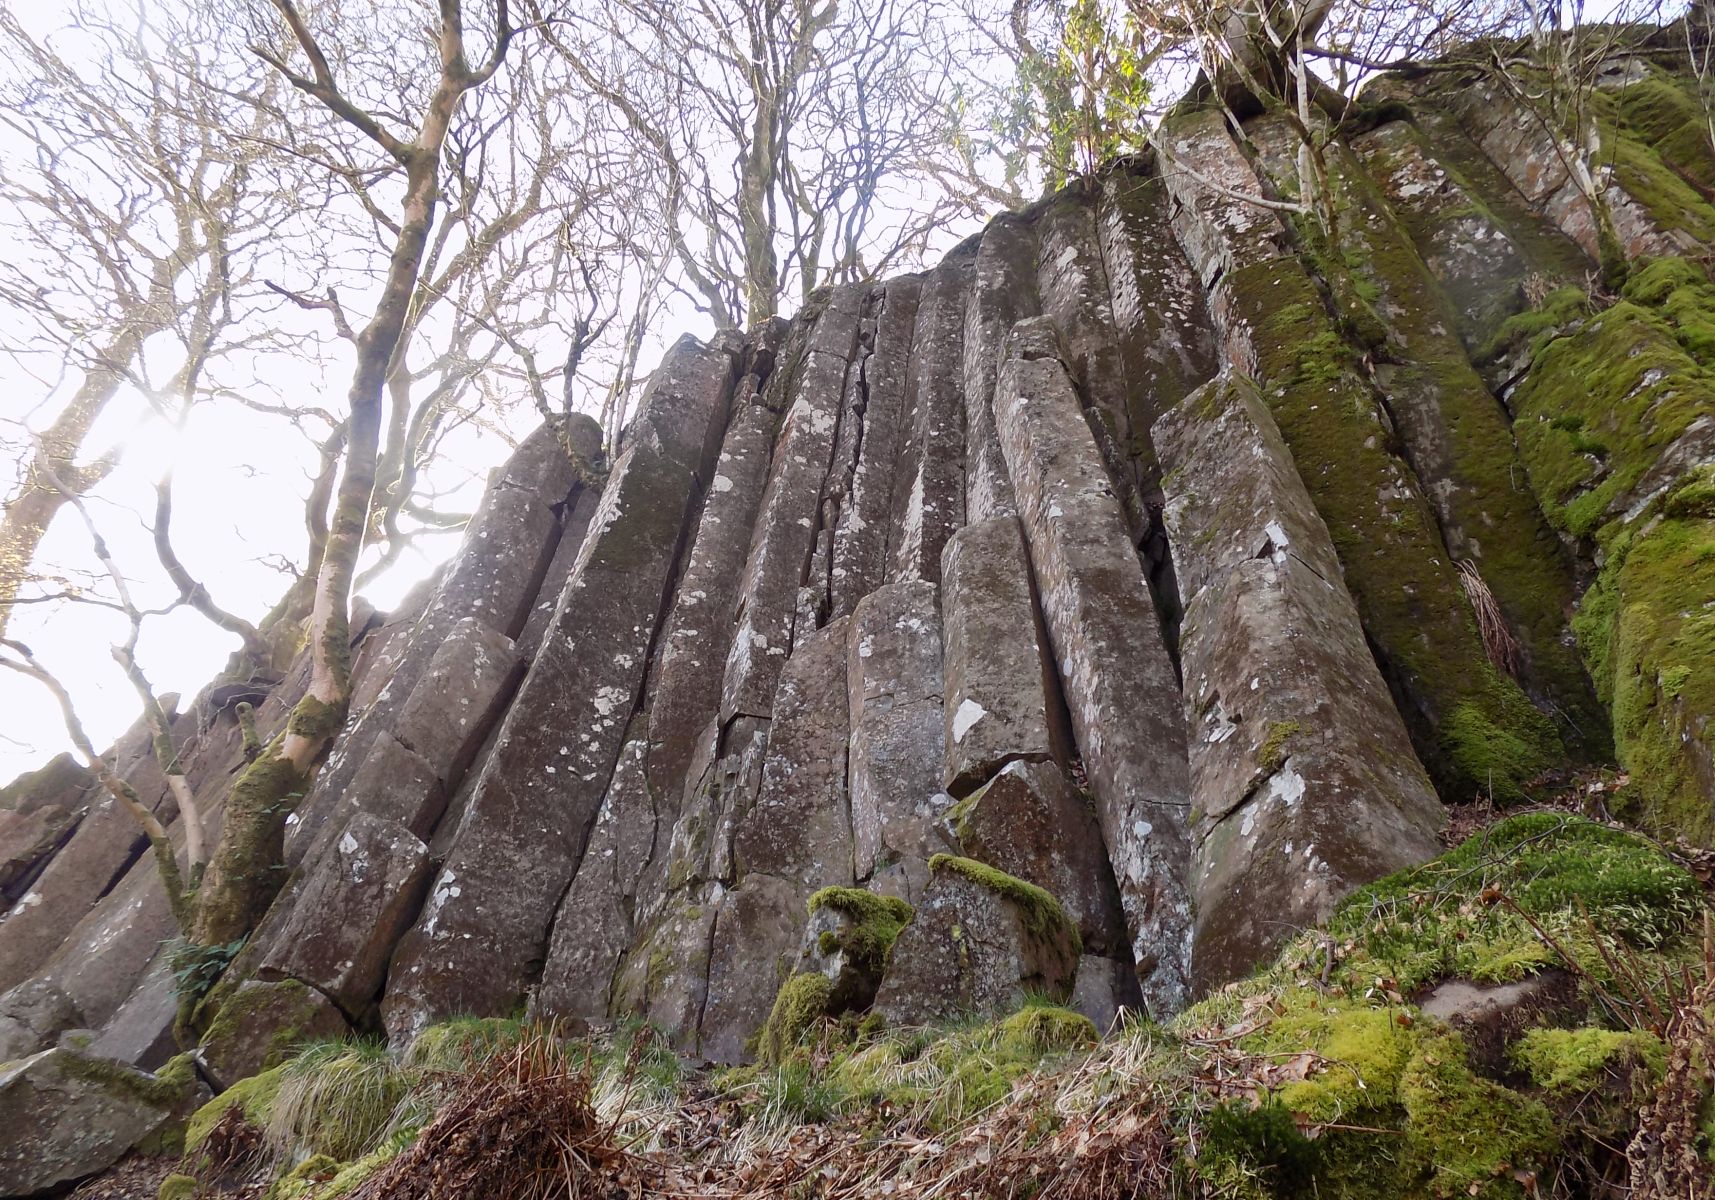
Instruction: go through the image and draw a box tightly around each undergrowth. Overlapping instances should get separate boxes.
[171,816,1713,1200]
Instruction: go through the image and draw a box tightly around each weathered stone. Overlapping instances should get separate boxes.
[1154,108,1291,288]
[964,216,1036,521]
[647,397,777,805]
[994,318,1192,1015]
[382,335,734,1044]
[874,856,1080,1025]
[1435,75,1704,260]
[1157,375,1445,987]
[889,256,970,584]
[0,803,78,904]
[389,619,521,780]
[533,739,663,1029]
[699,872,802,1064]
[332,733,445,841]
[795,889,913,1015]
[261,813,432,1015]
[0,725,168,992]
[1069,954,1144,1036]
[661,715,769,900]
[287,468,559,864]
[198,979,350,1089]
[494,413,600,504]
[831,278,920,619]
[87,956,179,1070]
[1094,168,1216,503]
[939,517,1059,793]
[518,483,602,659]
[1351,116,1584,345]
[1159,109,1562,801]
[0,979,81,1062]
[610,888,720,1053]
[950,760,1127,957]
[0,751,94,815]
[847,583,953,894]
[722,331,853,721]
[733,619,855,887]
[1036,192,1148,537]
[0,1047,199,1196]
[36,832,181,1028]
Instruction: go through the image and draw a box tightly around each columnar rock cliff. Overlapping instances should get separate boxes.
[3,47,1713,1089]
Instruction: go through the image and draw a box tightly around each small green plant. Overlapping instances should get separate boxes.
[166,936,246,1007]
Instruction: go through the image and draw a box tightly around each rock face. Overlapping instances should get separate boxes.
[16,47,1715,1075]
[1156,376,1447,986]
[0,1048,198,1195]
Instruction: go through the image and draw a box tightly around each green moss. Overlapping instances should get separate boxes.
[1475,286,1594,366]
[1248,813,1704,996]
[403,1016,525,1071]
[186,1064,287,1154]
[1598,109,1715,248]
[199,980,324,1076]
[1510,1026,1666,1093]
[996,1005,1097,1056]
[158,1175,199,1200]
[1257,720,1302,773]
[1198,1099,1322,1199]
[757,973,835,1066]
[285,695,346,741]
[1664,466,1715,520]
[927,855,1081,956]
[1220,255,1563,796]
[1306,141,1610,760]
[1399,1029,1557,1197]
[805,888,915,991]
[59,1048,200,1155]
[321,1143,401,1198]
[266,1154,339,1200]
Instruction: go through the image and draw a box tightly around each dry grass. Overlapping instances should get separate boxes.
[346,1027,635,1200]
[1458,559,1524,678]
[1626,914,1715,1200]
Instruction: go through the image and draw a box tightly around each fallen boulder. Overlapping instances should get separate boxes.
[0,1048,201,1196]
[873,855,1080,1026]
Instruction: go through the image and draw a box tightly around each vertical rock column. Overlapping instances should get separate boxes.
[532,368,782,1031]
[889,257,972,584]
[993,316,1193,1015]
[380,335,738,1044]
[963,217,1037,522]
[847,582,952,903]
[722,286,865,722]
[1155,108,1562,799]
[1156,375,1446,987]
[832,279,920,619]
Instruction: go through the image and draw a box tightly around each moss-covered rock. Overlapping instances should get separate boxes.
[1217,255,1562,796]
[1506,259,1715,841]
[801,888,914,1014]
[185,1064,286,1156]
[158,1174,198,1200]
[756,973,835,1066]
[197,979,350,1090]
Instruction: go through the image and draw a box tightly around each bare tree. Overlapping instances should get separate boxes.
[0,3,315,649]
[170,0,520,950]
[536,0,995,328]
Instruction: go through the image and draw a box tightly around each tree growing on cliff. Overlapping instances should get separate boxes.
[2,0,525,967]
